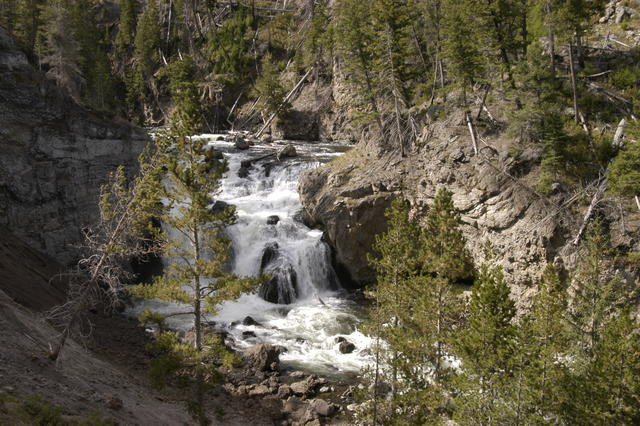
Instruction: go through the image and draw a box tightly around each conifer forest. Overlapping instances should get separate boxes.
[0,0,639,425]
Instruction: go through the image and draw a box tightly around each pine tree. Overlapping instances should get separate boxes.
[422,188,474,282]
[129,0,161,122]
[567,219,625,360]
[38,0,84,100]
[253,52,290,121]
[115,0,138,54]
[364,198,422,424]
[453,259,518,424]
[608,124,640,211]
[584,309,640,424]
[305,0,332,81]
[442,0,484,104]
[207,7,254,85]
[363,193,472,424]
[467,0,525,92]
[414,187,471,385]
[131,69,259,424]
[334,0,384,130]
[518,264,570,423]
[8,0,44,55]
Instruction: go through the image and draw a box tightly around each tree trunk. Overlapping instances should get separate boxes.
[476,83,491,121]
[568,42,579,124]
[612,118,626,149]
[466,111,479,155]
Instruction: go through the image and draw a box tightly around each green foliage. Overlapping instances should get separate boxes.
[334,0,381,123]
[19,395,64,426]
[518,264,570,422]
[583,309,640,424]
[38,0,84,100]
[442,0,484,97]
[567,219,628,360]
[304,0,333,76]
[362,194,471,424]
[421,188,474,281]
[130,84,260,424]
[115,0,138,53]
[207,8,255,84]
[609,123,640,198]
[253,52,290,119]
[453,260,518,425]
[129,0,160,122]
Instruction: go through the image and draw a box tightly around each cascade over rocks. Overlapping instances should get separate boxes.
[258,242,299,304]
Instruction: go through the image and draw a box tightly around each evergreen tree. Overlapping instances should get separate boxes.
[442,0,484,103]
[363,192,472,424]
[334,0,383,129]
[608,124,640,210]
[207,8,254,85]
[453,259,518,424]
[9,0,44,55]
[518,264,570,423]
[129,0,161,122]
[422,188,474,282]
[305,0,332,80]
[115,0,138,54]
[567,219,625,360]
[131,68,259,424]
[253,52,290,121]
[371,0,421,155]
[38,0,84,100]
[364,198,422,424]
[583,309,640,424]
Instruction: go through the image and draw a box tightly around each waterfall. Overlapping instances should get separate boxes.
[216,142,340,304]
[129,138,372,376]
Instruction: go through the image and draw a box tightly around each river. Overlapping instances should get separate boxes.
[129,137,372,380]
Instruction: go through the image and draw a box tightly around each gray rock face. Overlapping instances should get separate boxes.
[298,154,397,285]
[0,28,148,265]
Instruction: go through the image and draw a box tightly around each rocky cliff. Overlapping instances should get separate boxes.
[299,108,640,302]
[0,28,149,265]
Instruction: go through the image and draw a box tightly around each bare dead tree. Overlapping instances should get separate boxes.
[46,149,164,361]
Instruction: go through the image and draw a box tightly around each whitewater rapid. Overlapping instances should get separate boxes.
[129,137,372,378]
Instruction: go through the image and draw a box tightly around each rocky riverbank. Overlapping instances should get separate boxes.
[299,107,640,305]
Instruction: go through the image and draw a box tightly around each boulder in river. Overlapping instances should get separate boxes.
[243,344,285,372]
[259,265,298,304]
[234,136,251,150]
[258,242,298,304]
[260,242,279,270]
[338,340,355,354]
[242,331,257,338]
[267,215,280,225]
[237,166,250,178]
[277,144,297,159]
[242,316,260,326]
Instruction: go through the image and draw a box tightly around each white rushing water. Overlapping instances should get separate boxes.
[130,138,372,378]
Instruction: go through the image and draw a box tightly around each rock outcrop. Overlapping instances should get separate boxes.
[0,28,148,264]
[299,109,639,302]
[243,343,286,372]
